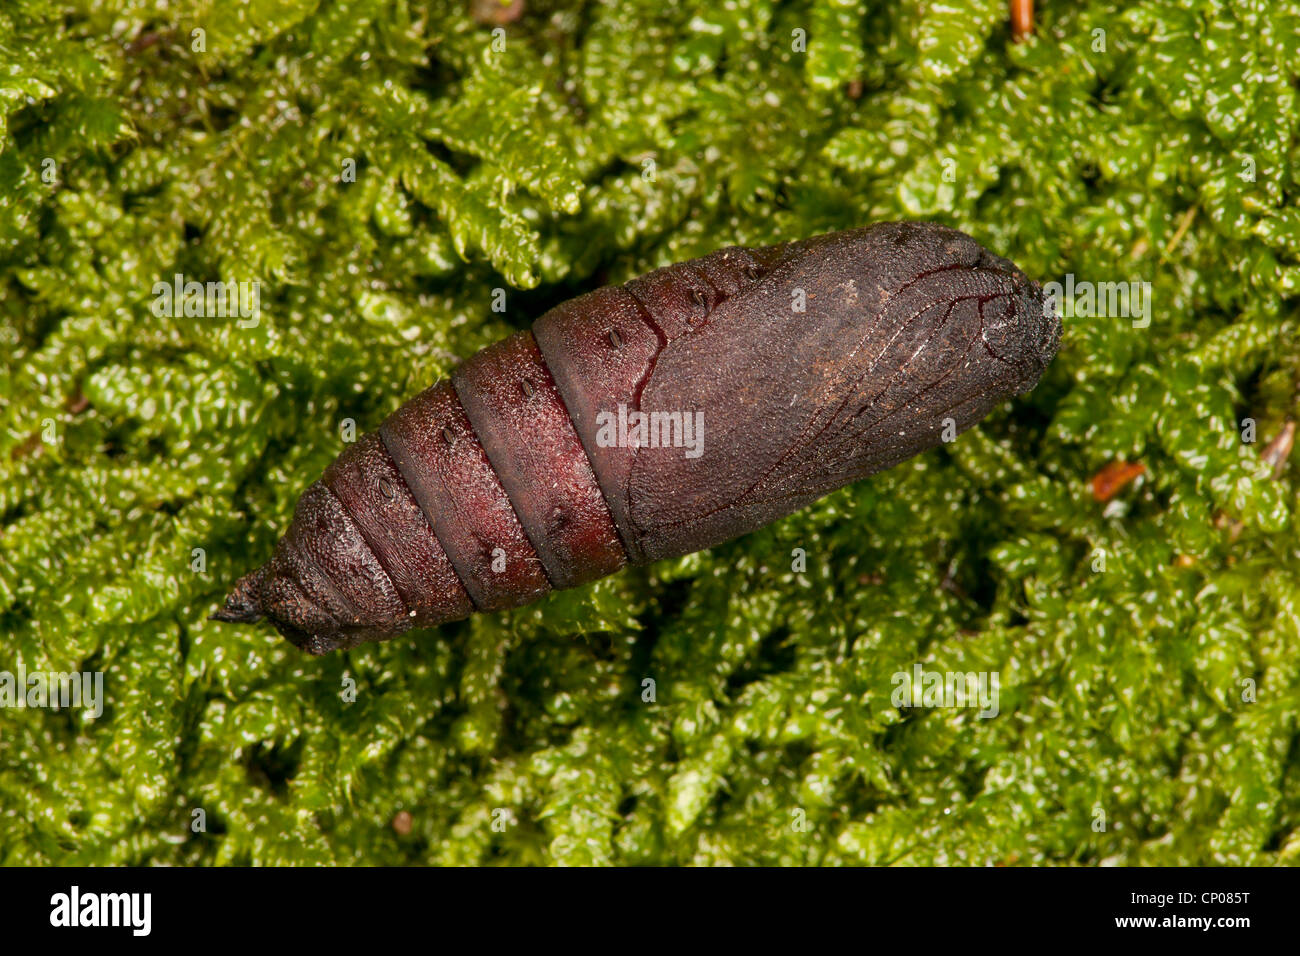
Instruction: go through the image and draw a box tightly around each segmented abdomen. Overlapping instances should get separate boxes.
[260,333,620,652]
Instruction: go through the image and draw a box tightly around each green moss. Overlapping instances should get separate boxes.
[2,0,1299,865]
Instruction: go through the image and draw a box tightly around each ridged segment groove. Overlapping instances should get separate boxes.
[320,481,410,616]
[378,381,553,612]
[377,427,491,611]
[451,331,626,591]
